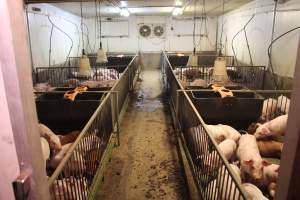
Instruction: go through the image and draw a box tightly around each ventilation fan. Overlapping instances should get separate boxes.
[139,25,151,38]
[153,25,165,37]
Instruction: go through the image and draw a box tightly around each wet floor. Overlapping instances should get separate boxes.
[96,68,188,200]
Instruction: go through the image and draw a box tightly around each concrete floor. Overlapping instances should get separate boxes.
[96,68,189,200]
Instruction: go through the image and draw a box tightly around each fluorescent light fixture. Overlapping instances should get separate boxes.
[172,7,183,16]
[175,0,183,6]
[120,8,130,17]
[117,54,124,58]
[176,53,185,57]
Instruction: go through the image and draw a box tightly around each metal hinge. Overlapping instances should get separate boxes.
[13,171,31,200]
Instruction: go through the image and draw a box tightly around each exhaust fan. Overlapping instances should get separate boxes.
[139,24,151,38]
[153,25,165,37]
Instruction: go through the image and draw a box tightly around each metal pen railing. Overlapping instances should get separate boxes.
[167,53,235,67]
[47,54,139,200]
[253,90,292,122]
[162,51,247,200]
[34,66,122,87]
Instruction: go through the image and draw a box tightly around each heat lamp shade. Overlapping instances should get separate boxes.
[79,54,91,76]
[212,57,229,83]
[96,48,108,64]
[187,54,198,67]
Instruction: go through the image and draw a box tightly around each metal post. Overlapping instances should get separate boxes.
[276,36,300,200]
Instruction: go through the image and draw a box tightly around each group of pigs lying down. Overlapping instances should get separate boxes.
[187,114,288,199]
[39,123,103,199]
[173,67,243,88]
[33,68,120,93]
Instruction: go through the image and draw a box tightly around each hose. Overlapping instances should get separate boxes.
[48,16,74,67]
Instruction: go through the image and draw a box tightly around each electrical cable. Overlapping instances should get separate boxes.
[93,0,97,52]
[269,0,279,89]
[268,26,300,89]
[192,0,197,53]
[98,0,103,49]
[49,24,54,67]
[48,16,74,67]
[218,0,225,55]
[80,0,85,55]
[231,14,255,65]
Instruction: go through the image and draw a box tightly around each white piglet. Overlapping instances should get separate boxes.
[39,123,62,150]
[218,139,237,161]
[237,134,268,182]
[206,125,227,144]
[242,183,269,200]
[217,125,241,142]
[254,115,288,139]
[40,137,50,168]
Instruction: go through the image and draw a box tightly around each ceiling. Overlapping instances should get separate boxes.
[32,0,252,17]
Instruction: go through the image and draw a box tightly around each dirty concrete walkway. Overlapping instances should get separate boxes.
[96,69,188,200]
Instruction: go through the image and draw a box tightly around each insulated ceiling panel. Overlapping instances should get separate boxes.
[26,0,253,17]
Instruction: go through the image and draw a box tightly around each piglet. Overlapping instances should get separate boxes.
[254,115,288,139]
[242,183,269,200]
[237,134,269,182]
[39,123,62,150]
[201,140,237,172]
[50,143,72,169]
[190,79,207,87]
[218,139,237,161]
[277,95,290,114]
[257,140,283,158]
[257,164,279,197]
[40,137,50,168]
[59,130,81,145]
[261,98,278,121]
[217,124,241,142]
[206,125,226,144]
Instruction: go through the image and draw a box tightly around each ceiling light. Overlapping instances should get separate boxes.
[172,7,183,16]
[120,8,130,17]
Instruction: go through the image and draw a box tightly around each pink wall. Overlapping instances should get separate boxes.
[0,62,19,200]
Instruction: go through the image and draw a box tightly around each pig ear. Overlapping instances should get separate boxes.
[262,160,271,166]
[243,159,254,166]
[261,127,270,135]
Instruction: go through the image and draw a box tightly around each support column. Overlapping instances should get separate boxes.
[276,37,300,199]
[0,0,50,199]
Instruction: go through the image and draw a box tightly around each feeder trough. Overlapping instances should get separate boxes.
[189,90,264,130]
[35,91,106,133]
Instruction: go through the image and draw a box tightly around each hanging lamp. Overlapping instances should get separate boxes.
[212,57,229,83]
[212,0,228,84]
[96,0,108,64]
[187,0,198,67]
[79,0,91,76]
